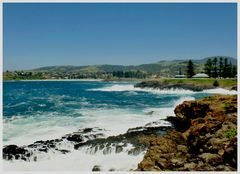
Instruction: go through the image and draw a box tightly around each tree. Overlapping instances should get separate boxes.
[232,65,237,78]
[223,58,228,78]
[213,57,218,78]
[204,59,213,77]
[226,61,232,78]
[219,57,224,78]
[187,60,195,78]
[213,80,219,87]
[178,67,182,75]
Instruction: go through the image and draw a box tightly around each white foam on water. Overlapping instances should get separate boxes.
[88,84,237,95]
[4,83,236,171]
[3,106,174,146]
[88,84,195,94]
[203,88,237,95]
[3,110,93,146]
[3,148,145,171]
[3,104,176,171]
[88,84,135,92]
[77,107,174,137]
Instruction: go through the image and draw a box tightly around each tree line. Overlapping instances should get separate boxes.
[186,57,237,78]
[204,57,237,78]
[4,70,148,80]
[112,70,147,79]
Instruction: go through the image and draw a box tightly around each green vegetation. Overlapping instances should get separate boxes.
[156,78,236,89]
[3,56,237,81]
[213,80,219,87]
[3,71,45,80]
[204,57,237,78]
[223,102,232,111]
[187,60,195,78]
[112,70,147,79]
[225,128,237,139]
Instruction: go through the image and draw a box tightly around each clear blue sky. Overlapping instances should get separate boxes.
[4,3,237,71]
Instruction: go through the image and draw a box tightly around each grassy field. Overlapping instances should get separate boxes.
[153,78,237,89]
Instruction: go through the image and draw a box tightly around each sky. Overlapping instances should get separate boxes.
[3,3,237,71]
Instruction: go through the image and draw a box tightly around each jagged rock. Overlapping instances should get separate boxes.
[198,153,222,166]
[56,149,70,154]
[39,148,48,153]
[103,146,112,155]
[230,86,237,91]
[2,95,236,172]
[138,95,237,171]
[134,81,211,91]
[128,146,145,156]
[183,162,197,170]
[92,165,101,171]
[174,101,210,121]
[115,145,123,153]
[66,134,84,142]
[82,128,93,133]
[3,145,28,160]
[177,145,188,153]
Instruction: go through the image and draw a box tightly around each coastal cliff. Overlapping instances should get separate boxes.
[138,95,237,171]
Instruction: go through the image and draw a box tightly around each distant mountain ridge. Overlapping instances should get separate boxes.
[31,56,237,76]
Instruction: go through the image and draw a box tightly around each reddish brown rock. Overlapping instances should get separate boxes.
[138,95,237,171]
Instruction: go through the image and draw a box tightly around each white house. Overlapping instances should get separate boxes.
[175,75,186,78]
[192,73,209,78]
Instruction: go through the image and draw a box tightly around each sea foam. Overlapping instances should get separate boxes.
[89,84,237,95]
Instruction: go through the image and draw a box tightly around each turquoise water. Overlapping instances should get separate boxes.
[3,81,210,116]
[3,80,236,171]
[3,81,213,145]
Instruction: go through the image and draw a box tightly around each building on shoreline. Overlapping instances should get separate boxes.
[192,73,209,78]
[175,75,187,78]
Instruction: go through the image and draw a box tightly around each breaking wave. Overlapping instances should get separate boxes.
[88,84,237,95]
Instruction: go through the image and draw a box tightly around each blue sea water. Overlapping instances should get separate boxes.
[3,80,236,170]
[3,80,213,116]
[2,81,214,144]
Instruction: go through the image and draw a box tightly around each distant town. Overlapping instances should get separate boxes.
[3,57,237,80]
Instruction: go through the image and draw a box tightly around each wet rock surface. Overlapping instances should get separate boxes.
[3,95,237,171]
[92,165,101,171]
[74,126,172,155]
[138,95,237,171]
[3,127,105,161]
[3,145,30,161]
[134,80,212,91]
[3,125,172,163]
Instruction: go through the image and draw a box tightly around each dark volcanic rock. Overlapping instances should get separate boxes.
[56,149,70,154]
[134,80,212,91]
[66,134,84,142]
[74,126,172,154]
[82,128,93,133]
[74,142,88,150]
[3,145,29,160]
[230,86,237,91]
[115,145,123,153]
[2,127,105,162]
[92,165,101,171]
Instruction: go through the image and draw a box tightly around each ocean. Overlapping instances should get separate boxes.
[2,81,236,171]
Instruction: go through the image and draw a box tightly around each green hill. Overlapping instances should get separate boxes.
[30,56,236,77]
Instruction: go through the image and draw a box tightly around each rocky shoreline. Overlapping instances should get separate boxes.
[134,80,212,91]
[3,95,237,171]
[135,80,237,91]
[3,123,173,171]
[138,95,237,171]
